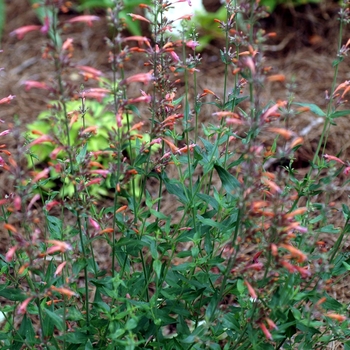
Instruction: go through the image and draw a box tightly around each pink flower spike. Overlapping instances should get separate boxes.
[261,101,287,122]
[77,65,103,78]
[0,129,11,136]
[6,246,17,262]
[259,323,273,341]
[47,240,72,253]
[89,217,100,232]
[66,15,100,26]
[41,16,50,34]
[123,72,153,85]
[186,40,199,50]
[13,196,21,211]
[17,297,33,315]
[244,280,258,300]
[324,154,345,165]
[54,262,67,277]
[176,14,193,21]
[344,166,350,176]
[86,178,102,187]
[128,13,151,24]
[24,80,49,91]
[50,147,64,160]
[123,36,150,44]
[10,25,41,40]
[265,318,278,330]
[27,194,41,211]
[29,135,55,146]
[89,169,109,177]
[128,93,152,104]
[45,200,60,212]
[295,265,311,279]
[62,38,74,51]
[0,95,15,104]
[150,138,162,146]
[83,92,105,102]
[170,51,180,62]
[32,168,50,183]
[0,156,6,167]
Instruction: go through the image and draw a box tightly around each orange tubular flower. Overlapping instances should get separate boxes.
[17,297,33,315]
[261,101,286,122]
[4,223,18,234]
[10,25,41,40]
[244,280,257,300]
[284,207,308,220]
[77,65,103,80]
[32,168,50,183]
[212,111,240,119]
[289,137,303,149]
[54,262,67,277]
[124,72,153,85]
[130,122,144,131]
[0,95,16,104]
[50,285,77,298]
[24,80,49,91]
[261,178,282,194]
[162,138,179,153]
[259,323,273,340]
[47,240,72,253]
[267,127,295,140]
[116,205,128,213]
[29,135,55,146]
[128,13,151,23]
[267,74,286,83]
[98,228,114,235]
[265,318,278,330]
[124,36,150,44]
[66,15,100,26]
[177,144,196,154]
[325,313,347,322]
[323,154,345,165]
[280,243,307,263]
[5,246,18,262]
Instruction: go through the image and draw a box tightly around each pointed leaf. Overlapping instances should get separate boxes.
[294,102,326,117]
[214,164,240,194]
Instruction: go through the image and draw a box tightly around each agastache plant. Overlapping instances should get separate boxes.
[2,0,350,348]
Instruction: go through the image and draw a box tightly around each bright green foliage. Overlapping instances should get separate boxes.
[261,0,321,12]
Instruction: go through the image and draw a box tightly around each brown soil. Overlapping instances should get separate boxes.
[1,0,350,338]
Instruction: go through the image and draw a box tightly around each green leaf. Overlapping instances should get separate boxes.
[223,96,248,110]
[343,261,350,271]
[0,0,5,42]
[237,279,244,295]
[125,318,137,331]
[44,308,64,331]
[318,224,340,234]
[76,143,88,164]
[18,314,36,345]
[333,56,344,67]
[46,215,62,239]
[330,109,350,119]
[294,102,326,117]
[60,331,88,344]
[0,288,27,301]
[214,164,240,195]
[161,173,188,204]
[196,214,223,229]
[153,259,162,279]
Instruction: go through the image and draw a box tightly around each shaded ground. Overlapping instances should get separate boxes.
[1,0,350,315]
